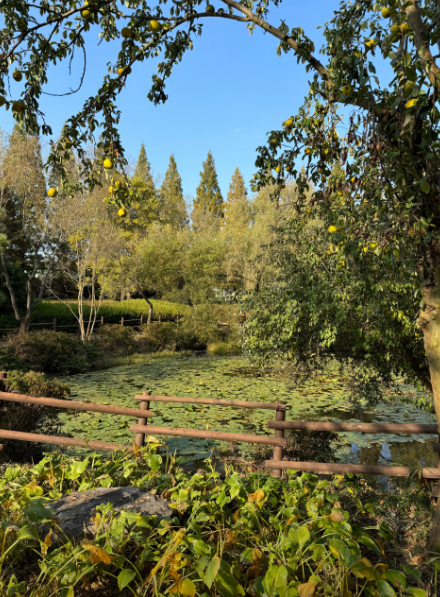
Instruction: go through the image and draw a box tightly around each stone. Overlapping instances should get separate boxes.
[43,486,173,543]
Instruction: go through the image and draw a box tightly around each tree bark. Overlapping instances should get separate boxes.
[141,292,153,325]
[417,247,440,551]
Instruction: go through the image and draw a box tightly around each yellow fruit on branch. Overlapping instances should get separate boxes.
[328,225,338,233]
[275,165,281,174]
[304,147,312,155]
[118,66,132,76]
[405,98,419,109]
[284,118,293,128]
[365,39,376,50]
[206,4,215,12]
[285,165,292,173]
[114,180,121,189]
[149,20,162,33]
[103,158,113,169]
[121,27,134,39]
[12,100,25,113]
[81,9,92,19]
[109,186,114,194]
[341,84,353,95]
[381,7,392,18]
[390,24,400,33]
[47,188,57,198]
[400,23,410,33]
[118,207,127,217]
[13,69,23,82]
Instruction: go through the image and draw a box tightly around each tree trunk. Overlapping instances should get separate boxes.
[417,249,440,551]
[141,292,153,325]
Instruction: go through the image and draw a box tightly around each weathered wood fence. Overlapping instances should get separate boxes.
[0,314,177,336]
[1,371,440,487]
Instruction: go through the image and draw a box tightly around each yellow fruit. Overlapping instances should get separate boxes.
[400,23,410,33]
[284,118,293,128]
[365,39,376,50]
[390,24,400,33]
[115,180,121,189]
[306,208,311,214]
[404,80,415,93]
[81,9,91,19]
[381,7,392,18]
[149,20,162,33]
[121,27,134,39]
[363,247,368,252]
[405,98,419,109]
[206,4,215,12]
[305,147,312,155]
[12,100,25,113]
[285,165,292,173]
[109,186,114,194]
[341,84,353,95]
[47,188,57,198]
[118,207,127,217]
[17,17,27,31]
[332,131,339,141]
[103,158,113,169]
[370,242,378,249]
[328,225,338,233]
[275,166,281,174]
[13,69,23,82]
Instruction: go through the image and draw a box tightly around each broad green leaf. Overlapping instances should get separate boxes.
[204,555,221,589]
[376,580,395,597]
[385,569,406,589]
[288,526,310,546]
[405,589,426,597]
[168,578,196,597]
[117,569,136,590]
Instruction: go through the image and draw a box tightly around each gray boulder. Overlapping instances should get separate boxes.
[44,486,173,543]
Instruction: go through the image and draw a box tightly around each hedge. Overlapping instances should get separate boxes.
[0,299,191,331]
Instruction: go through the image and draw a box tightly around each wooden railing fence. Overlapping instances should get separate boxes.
[1,371,440,488]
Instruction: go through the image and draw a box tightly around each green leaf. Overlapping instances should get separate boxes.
[204,555,221,589]
[405,589,426,597]
[59,588,74,597]
[17,525,39,542]
[117,569,136,590]
[420,181,430,194]
[288,526,310,546]
[385,569,406,589]
[358,533,383,555]
[215,561,245,597]
[192,539,211,556]
[376,580,395,597]
[379,522,394,541]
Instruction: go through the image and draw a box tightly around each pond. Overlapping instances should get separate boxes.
[58,354,438,472]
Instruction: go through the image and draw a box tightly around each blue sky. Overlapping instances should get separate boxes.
[1,2,352,202]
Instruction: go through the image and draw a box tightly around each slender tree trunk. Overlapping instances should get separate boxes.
[417,249,440,551]
[141,292,153,325]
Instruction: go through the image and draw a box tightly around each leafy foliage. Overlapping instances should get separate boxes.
[0,450,432,597]
[4,370,70,400]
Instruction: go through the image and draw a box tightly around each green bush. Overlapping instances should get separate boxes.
[4,370,70,399]
[139,322,179,352]
[10,330,101,374]
[207,341,241,355]
[96,324,136,355]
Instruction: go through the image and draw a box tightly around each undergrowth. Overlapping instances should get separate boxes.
[0,446,437,596]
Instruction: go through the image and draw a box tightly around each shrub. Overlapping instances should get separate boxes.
[207,341,241,356]
[4,370,70,399]
[10,330,101,374]
[138,322,178,352]
[1,371,70,462]
[96,324,136,355]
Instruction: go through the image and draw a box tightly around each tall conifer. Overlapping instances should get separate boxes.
[224,167,252,231]
[159,154,188,228]
[193,151,223,224]
[129,143,158,230]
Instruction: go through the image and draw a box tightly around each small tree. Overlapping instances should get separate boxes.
[159,154,188,228]
[193,151,224,227]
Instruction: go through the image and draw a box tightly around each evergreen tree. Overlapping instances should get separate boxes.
[159,154,188,229]
[223,168,252,231]
[128,143,158,231]
[193,151,223,226]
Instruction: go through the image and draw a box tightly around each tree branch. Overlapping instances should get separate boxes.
[406,0,440,94]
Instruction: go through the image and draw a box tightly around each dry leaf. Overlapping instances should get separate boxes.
[83,544,113,564]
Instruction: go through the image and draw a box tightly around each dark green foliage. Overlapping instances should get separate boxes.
[96,325,136,356]
[10,330,101,375]
[139,322,179,352]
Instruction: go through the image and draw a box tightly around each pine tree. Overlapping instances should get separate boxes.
[193,151,223,226]
[223,168,252,231]
[159,155,188,229]
[128,143,158,231]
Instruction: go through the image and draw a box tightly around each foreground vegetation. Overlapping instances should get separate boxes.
[0,447,437,597]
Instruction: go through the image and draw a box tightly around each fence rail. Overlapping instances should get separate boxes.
[268,420,439,434]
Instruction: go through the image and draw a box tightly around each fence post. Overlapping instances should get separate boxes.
[158,314,161,324]
[135,391,151,447]
[176,315,179,327]
[140,315,143,327]
[120,317,124,327]
[270,403,286,479]
[101,316,104,327]
[0,371,6,452]
[53,318,57,332]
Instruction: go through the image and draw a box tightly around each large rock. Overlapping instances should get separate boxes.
[44,487,173,543]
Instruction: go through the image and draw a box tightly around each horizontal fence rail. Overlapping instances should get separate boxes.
[135,395,286,411]
[268,420,439,434]
[130,424,288,446]
[0,391,153,419]
[264,459,440,479]
[0,429,130,452]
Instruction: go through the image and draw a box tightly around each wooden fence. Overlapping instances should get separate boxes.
[1,371,440,487]
[0,314,177,336]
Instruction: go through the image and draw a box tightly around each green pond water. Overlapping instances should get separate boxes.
[57,354,438,471]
